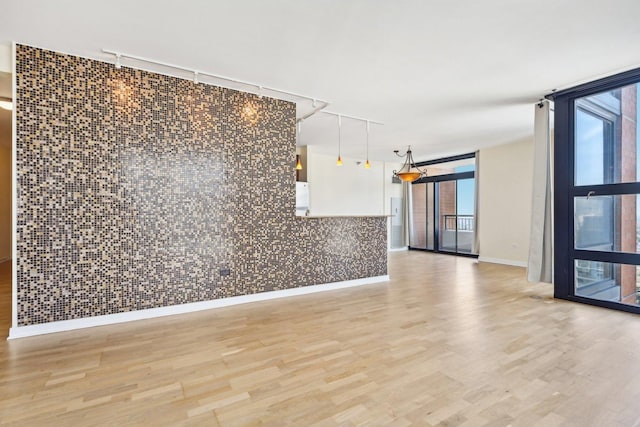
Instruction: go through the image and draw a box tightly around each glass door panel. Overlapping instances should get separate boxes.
[426,182,435,250]
[410,183,427,249]
[438,180,457,252]
[437,179,476,254]
[456,178,475,254]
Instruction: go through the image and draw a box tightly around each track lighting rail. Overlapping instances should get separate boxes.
[320,110,383,126]
[102,49,382,127]
[102,48,329,116]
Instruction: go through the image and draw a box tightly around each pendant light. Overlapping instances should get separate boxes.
[336,115,343,166]
[296,121,303,170]
[393,146,427,182]
[365,120,371,169]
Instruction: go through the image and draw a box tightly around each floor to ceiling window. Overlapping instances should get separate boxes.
[553,67,640,313]
[409,153,477,257]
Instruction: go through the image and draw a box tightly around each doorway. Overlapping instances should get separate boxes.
[0,70,12,338]
[409,154,477,257]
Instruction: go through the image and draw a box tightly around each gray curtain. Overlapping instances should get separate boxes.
[527,100,553,283]
[402,181,411,247]
[472,150,480,254]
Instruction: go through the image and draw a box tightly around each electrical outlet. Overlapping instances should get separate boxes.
[220,268,231,277]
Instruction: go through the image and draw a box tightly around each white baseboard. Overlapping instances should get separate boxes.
[388,247,408,252]
[478,256,527,268]
[8,275,390,340]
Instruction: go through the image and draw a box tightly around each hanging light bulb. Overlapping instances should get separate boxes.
[295,121,304,170]
[336,115,343,166]
[365,120,371,169]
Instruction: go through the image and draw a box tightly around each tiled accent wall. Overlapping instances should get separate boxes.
[15,45,387,326]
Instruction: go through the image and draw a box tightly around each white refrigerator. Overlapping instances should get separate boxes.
[295,182,309,216]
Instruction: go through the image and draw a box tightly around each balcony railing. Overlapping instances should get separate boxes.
[444,215,474,231]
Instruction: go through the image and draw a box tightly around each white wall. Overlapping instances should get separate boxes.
[0,44,10,73]
[478,138,534,266]
[383,162,403,215]
[0,146,10,261]
[305,147,405,249]
[0,43,11,260]
[306,146,386,216]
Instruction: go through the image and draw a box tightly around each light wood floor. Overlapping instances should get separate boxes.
[2,252,640,426]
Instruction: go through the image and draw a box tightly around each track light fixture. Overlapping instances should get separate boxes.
[318,112,383,168]
[101,50,383,151]
[365,121,371,169]
[336,115,343,166]
[103,49,329,122]
[296,120,302,148]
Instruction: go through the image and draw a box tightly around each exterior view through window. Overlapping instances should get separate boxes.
[573,85,640,305]
[554,71,640,313]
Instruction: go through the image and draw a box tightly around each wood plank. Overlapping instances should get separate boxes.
[2,253,640,425]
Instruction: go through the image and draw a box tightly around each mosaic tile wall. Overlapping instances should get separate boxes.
[15,45,387,326]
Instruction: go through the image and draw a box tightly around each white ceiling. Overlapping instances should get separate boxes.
[2,0,640,161]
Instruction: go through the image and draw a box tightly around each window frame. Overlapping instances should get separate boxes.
[552,67,640,314]
[409,153,478,258]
